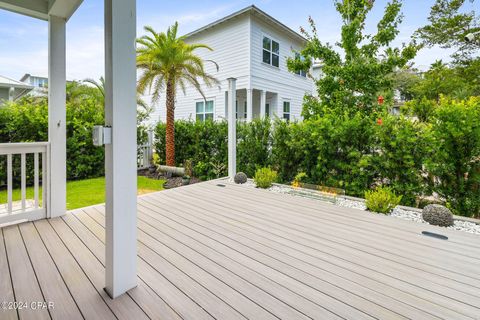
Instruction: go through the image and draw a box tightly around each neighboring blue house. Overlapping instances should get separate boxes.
[0,75,33,102]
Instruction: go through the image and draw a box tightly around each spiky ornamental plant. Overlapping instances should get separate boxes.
[287,0,420,119]
[136,23,219,166]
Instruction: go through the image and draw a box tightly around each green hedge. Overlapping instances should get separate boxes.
[0,95,105,186]
[154,97,480,217]
[1,88,151,187]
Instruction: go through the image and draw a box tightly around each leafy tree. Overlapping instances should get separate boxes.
[404,59,480,104]
[415,0,479,61]
[401,97,438,122]
[412,60,463,101]
[391,66,422,101]
[136,22,219,166]
[287,0,419,118]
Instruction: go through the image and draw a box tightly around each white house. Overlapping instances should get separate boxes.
[19,73,49,95]
[0,75,33,102]
[149,5,315,124]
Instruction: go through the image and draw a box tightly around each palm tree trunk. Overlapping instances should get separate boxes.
[166,79,175,166]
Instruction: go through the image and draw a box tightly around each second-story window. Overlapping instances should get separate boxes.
[263,36,279,68]
[294,53,307,77]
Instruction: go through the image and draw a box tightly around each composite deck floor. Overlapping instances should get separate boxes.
[1,180,480,320]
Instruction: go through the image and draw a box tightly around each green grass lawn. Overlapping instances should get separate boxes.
[0,176,165,210]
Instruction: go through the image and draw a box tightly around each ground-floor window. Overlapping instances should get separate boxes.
[196,100,214,121]
[283,101,290,121]
[265,103,270,117]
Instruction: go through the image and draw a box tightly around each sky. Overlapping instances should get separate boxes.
[0,0,476,81]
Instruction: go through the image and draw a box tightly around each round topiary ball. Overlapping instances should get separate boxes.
[422,204,454,227]
[234,172,248,184]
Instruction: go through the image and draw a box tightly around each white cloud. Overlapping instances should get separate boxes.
[138,3,240,36]
[66,26,104,80]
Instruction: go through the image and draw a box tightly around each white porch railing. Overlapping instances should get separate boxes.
[0,142,49,226]
[137,130,153,170]
[137,143,152,169]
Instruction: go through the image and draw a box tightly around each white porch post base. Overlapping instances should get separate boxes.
[227,78,237,178]
[48,15,66,218]
[104,0,138,299]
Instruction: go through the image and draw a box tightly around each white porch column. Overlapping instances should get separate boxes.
[8,87,14,101]
[48,15,66,218]
[104,0,137,299]
[227,78,237,178]
[246,88,253,122]
[260,90,266,118]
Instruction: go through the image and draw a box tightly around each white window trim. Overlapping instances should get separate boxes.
[262,33,280,68]
[195,98,215,121]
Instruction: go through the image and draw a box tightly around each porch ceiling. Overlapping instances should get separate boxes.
[0,0,82,20]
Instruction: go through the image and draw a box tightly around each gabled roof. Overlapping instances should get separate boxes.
[0,75,33,89]
[0,0,83,21]
[184,5,306,43]
[19,73,48,82]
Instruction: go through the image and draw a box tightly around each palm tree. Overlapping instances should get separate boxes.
[83,77,152,115]
[136,22,219,166]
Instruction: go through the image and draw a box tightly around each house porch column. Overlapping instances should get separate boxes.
[227,78,237,178]
[104,0,138,299]
[260,90,266,118]
[48,15,66,218]
[246,88,253,121]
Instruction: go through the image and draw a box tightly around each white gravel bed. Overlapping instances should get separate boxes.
[231,179,480,235]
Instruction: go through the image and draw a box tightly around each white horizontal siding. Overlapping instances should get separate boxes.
[144,11,315,125]
[146,15,250,124]
[250,15,313,121]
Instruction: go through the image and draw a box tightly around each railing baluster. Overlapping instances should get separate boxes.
[7,154,12,214]
[34,152,39,208]
[21,153,26,210]
[42,151,46,209]
[143,146,147,167]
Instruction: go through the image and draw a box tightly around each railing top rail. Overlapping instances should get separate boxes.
[0,142,49,155]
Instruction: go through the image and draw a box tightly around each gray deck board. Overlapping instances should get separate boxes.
[1,180,479,320]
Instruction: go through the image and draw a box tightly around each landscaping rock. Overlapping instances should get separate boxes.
[234,172,248,184]
[422,204,454,227]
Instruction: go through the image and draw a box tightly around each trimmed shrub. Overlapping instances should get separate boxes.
[425,97,480,217]
[254,167,278,189]
[372,114,429,206]
[0,95,105,184]
[365,186,402,214]
[237,119,272,177]
[154,120,227,180]
[422,204,454,227]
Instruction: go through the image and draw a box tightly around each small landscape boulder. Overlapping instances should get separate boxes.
[422,204,454,227]
[234,172,248,184]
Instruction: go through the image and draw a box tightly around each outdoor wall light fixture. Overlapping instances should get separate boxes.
[92,125,112,146]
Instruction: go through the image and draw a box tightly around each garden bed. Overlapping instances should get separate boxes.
[237,179,480,235]
[138,168,201,189]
